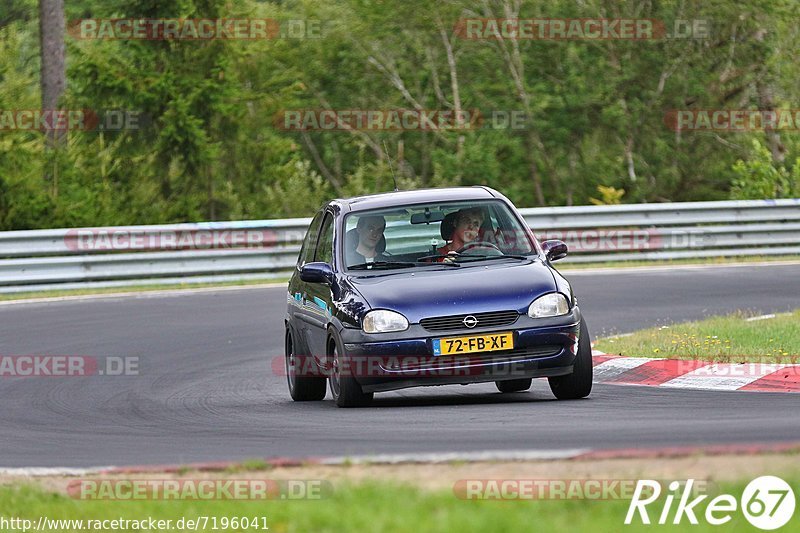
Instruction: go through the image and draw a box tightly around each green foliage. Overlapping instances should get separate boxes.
[589,185,625,206]
[2,0,800,230]
[262,158,331,217]
[731,140,797,199]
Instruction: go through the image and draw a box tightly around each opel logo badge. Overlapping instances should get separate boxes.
[463,315,478,328]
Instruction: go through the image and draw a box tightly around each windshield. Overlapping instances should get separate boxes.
[343,200,536,270]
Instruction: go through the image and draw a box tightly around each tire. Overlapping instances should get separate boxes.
[548,319,593,400]
[495,378,532,393]
[329,338,373,408]
[285,329,326,401]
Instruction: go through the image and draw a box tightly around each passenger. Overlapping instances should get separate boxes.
[437,207,485,256]
[347,215,387,265]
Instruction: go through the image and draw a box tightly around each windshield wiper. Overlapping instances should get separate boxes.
[416,253,530,263]
[349,261,417,270]
[458,253,531,261]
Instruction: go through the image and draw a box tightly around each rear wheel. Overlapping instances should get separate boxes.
[548,319,593,400]
[329,339,373,408]
[285,330,326,401]
[495,378,532,393]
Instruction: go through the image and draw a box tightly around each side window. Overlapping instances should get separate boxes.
[315,213,334,265]
[298,211,324,266]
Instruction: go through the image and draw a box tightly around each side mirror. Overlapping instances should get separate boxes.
[299,262,334,284]
[541,240,568,262]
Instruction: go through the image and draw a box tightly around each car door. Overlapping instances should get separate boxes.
[304,210,336,358]
[291,210,324,357]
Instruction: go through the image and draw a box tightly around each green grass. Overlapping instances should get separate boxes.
[595,310,800,362]
[0,479,794,532]
[224,459,274,473]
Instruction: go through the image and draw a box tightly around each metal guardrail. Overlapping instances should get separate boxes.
[0,199,798,293]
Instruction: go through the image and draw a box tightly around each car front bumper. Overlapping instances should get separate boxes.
[339,307,583,393]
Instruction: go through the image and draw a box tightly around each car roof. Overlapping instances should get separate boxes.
[331,186,501,213]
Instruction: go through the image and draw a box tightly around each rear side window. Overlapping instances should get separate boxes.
[315,213,335,264]
[297,211,324,266]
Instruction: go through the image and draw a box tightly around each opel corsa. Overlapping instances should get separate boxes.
[285,187,592,407]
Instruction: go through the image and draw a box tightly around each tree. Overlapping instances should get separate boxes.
[38,0,66,147]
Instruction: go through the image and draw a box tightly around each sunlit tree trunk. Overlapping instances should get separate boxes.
[39,0,66,196]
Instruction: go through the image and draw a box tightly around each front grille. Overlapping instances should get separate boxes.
[384,345,563,371]
[420,310,519,332]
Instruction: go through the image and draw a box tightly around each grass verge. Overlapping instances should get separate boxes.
[595,310,800,362]
[1,477,796,532]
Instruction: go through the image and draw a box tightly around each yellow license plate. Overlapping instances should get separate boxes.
[432,332,514,356]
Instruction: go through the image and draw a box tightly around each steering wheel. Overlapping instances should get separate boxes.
[455,241,502,255]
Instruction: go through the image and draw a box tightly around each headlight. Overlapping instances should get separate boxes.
[363,310,409,333]
[527,293,569,318]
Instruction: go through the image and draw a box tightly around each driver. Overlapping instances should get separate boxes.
[437,207,484,256]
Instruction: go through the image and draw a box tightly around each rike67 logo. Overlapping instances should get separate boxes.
[626,476,795,530]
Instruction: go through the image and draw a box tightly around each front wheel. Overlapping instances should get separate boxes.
[329,340,373,408]
[548,319,593,400]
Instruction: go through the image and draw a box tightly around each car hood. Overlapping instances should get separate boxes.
[347,259,557,323]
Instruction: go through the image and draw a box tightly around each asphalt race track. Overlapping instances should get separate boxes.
[1,263,798,468]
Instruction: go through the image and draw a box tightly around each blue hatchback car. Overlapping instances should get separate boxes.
[285,187,592,407]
